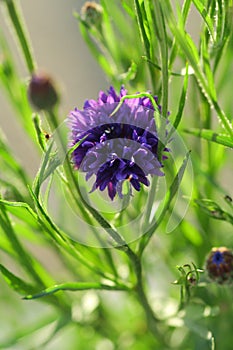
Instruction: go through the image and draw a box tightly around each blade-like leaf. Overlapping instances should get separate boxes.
[0,264,37,295]
[0,199,39,228]
[138,151,191,255]
[24,281,129,300]
[184,128,233,148]
[192,0,215,42]
[195,199,233,224]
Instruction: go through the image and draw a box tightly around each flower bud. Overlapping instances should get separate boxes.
[81,2,103,28]
[206,247,233,284]
[28,73,58,110]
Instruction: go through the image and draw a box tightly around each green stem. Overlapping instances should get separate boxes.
[0,204,70,313]
[4,0,36,73]
[41,109,164,343]
[162,0,233,138]
[0,207,43,286]
[30,187,120,283]
[153,0,169,121]
[128,249,166,345]
[134,0,156,91]
[47,109,133,250]
[45,109,164,343]
[24,281,130,300]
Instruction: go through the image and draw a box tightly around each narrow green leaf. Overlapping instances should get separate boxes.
[213,0,232,73]
[184,128,233,148]
[138,151,191,255]
[200,32,217,101]
[0,314,57,349]
[170,63,189,134]
[3,0,36,73]
[134,0,150,57]
[142,56,186,76]
[0,204,56,288]
[161,0,233,138]
[192,0,215,42]
[0,264,36,295]
[29,187,120,281]
[100,0,122,64]
[33,140,61,197]
[122,0,136,18]
[194,199,233,224]
[0,199,39,229]
[169,0,192,69]
[0,131,30,188]
[117,61,137,83]
[0,37,36,142]
[24,281,129,300]
[134,0,155,89]
[74,13,116,78]
[33,114,46,151]
[153,1,169,120]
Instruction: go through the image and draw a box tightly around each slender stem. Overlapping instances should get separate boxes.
[30,186,121,283]
[153,0,168,121]
[4,0,36,73]
[134,0,156,91]
[46,109,138,257]
[25,282,130,300]
[0,208,43,286]
[0,204,70,313]
[45,109,164,343]
[127,249,166,345]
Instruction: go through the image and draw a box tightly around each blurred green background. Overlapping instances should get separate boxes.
[0,0,107,175]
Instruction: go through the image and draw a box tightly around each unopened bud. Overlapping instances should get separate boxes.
[28,73,58,110]
[206,247,233,284]
[81,2,103,28]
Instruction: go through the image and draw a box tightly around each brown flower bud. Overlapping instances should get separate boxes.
[28,73,58,110]
[206,247,233,284]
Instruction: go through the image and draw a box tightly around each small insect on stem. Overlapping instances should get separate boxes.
[43,131,51,141]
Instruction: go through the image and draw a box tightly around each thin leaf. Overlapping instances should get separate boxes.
[161,0,233,138]
[153,1,169,120]
[194,199,233,224]
[29,188,120,281]
[200,31,217,101]
[74,13,116,78]
[0,37,36,142]
[117,61,137,83]
[0,314,57,349]
[3,0,36,73]
[184,128,233,148]
[24,281,129,300]
[0,264,36,295]
[169,0,192,69]
[192,0,215,42]
[0,199,39,229]
[168,63,189,136]
[138,151,191,255]
[134,0,155,89]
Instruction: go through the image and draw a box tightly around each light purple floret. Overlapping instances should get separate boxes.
[68,86,168,200]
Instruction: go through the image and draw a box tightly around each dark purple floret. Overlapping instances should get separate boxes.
[68,86,168,200]
[206,247,233,284]
[212,251,224,265]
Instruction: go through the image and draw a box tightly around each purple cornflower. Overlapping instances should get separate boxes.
[68,86,168,200]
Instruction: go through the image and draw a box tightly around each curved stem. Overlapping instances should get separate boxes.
[128,249,167,345]
[46,109,165,344]
[3,0,36,73]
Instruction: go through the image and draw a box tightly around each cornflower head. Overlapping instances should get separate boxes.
[68,86,169,200]
[206,247,233,284]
